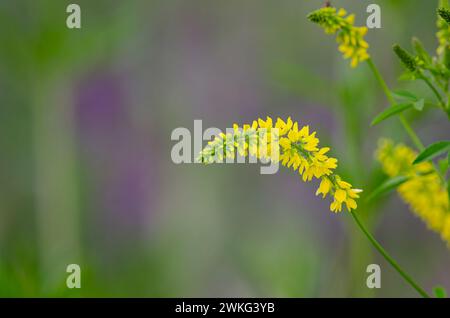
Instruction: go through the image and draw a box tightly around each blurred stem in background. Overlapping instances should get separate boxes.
[366,59,424,150]
[360,58,431,298]
[334,57,431,297]
[335,65,375,297]
[32,76,81,291]
[367,58,447,185]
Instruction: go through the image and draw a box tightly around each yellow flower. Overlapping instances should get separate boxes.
[334,189,347,202]
[376,139,450,247]
[316,177,332,198]
[275,117,293,136]
[308,7,370,68]
[199,117,361,213]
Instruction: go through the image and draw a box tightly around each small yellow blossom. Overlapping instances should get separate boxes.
[198,117,361,213]
[308,7,370,68]
[376,139,450,247]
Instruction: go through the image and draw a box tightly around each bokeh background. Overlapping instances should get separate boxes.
[0,0,449,297]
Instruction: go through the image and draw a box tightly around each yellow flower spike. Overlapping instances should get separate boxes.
[376,139,450,247]
[199,117,361,213]
[308,7,370,68]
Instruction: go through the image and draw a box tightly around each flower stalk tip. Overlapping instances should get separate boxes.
[199,117,362,213]
[438,7,450,25]
[308,7,369,68]
[393,44,417,72]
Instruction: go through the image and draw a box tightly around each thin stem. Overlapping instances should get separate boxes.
[367,58,448,184]
[398,116,424,150]
[351,212,430,298]
[367,58,395,104]
[418,72,446,109]
[367,58,424,150]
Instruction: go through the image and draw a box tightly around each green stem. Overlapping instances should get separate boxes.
[351,212,430,298]
[398,116,424,150]
[367,58,424,150]
[367,58,394,103]
[364,58,440,297]
[367,58,448,184]
[418,72,446,109]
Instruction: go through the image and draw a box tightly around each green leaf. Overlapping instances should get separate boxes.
[392,90,418,102]
[413,141,450,164]
[413,98,425,111]
[438,158,449,175]
[412,37,432,65]
[398,71,417,81]
[371,103,413,126]
[433,286,447,298]
[366,176,410,202]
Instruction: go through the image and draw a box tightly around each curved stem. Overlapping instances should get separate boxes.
[419,73,445,107]
[351,212,430,298]
[398,116,424,150]
[367,58,394,103]
[367,58,424,150]
[363,58,438,297]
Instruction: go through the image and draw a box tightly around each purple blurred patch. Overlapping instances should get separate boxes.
[75,69,159,251]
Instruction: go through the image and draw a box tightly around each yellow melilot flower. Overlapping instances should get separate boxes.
[198,117,362,213]
[308,7,370,68]
[376,139,450,246]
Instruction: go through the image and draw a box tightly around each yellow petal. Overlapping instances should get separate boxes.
[334,189,347,202]
[337,180,352,189]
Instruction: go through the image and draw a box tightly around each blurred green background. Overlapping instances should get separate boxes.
[0,0,448,297]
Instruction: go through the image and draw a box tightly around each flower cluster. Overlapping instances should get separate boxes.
[198,119,278,164]
[198,117,362,213]
[376,139,450,246]
[308,7,369,68]
[393,44,418,72]
[437,6,450,56]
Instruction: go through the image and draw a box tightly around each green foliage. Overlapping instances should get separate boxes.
[391,90,426,110]
[412,37,432,65]
[433,286,447,298]
[365,176,410,202]
[413,141,450,164]
[392,90,419,102]
[371,103,415,126]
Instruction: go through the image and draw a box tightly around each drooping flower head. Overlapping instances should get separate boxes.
[308,7,369,68]
[376,139,450,246]
[198,117,362,213]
